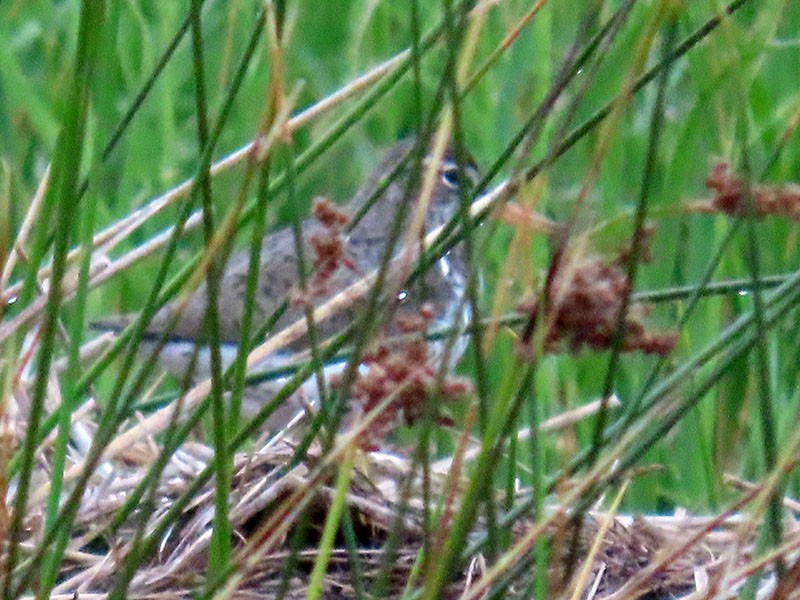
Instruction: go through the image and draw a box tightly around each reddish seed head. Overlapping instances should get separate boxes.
[703,161,800,222]
[312,197,349,228]
[291,197,357,300]
[516,236,677,358]
[346,305,473,449]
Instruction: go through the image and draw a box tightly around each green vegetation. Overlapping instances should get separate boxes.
[2,1,799,598]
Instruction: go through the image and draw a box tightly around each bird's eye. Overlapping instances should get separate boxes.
[441,167,462,189]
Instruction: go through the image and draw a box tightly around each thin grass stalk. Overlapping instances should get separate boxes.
[373,320,476,593]
[361,133,488,596]
[306,442,357,600]
[9,166,57,321]
[409,0,430,572]
[215,0,242,95]
[339,507,368,600]
[2,2,104,597]
[363,3,445,594]
[737,119,786,597]
[220,14,299,442]
[510,20,644,576]
[634,274,788,304]
[0,167,10,290]
[447,0,504,572]
[384,4,467,580]
[565,11,678,591]
[0,167,49,295]
[405,0,486,581]
[226,7,290,436]
[449,1,490,434]
[462,0,549,96]
[625,221,745,422]
[277,509,313,600]
[421,363,534,599]
[104,375,193,600]
[4,140,62,599]
[38,146,100,596]
[286,140,331,442]
[0,164,9,546]
[498,344,549,596]
[446,334,531,553]
[265,28,321,416]
[374,422,433,598]
[729,10,794,587]
[524,364,548,600]
[187,0,234,583]
[364,40,475,597]
[761,93,800,178]
[567,479,630,600]
[592,6,678,469]
[411,403,477,596]
[79,10,195,198]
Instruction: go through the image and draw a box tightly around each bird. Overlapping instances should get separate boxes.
[95,138,479,433]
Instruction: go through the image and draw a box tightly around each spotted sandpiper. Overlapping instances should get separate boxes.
[97,138,479,432]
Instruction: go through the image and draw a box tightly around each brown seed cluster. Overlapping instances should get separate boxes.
[293,197,357,303]
[312,196,350,228]
[345,305,472,450]
[516,241,677,359]
[705,162,800,221]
